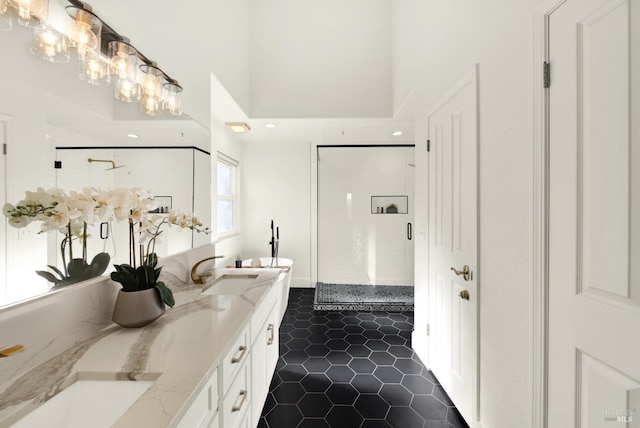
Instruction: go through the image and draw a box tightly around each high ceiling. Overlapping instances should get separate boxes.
[49,0,415,146]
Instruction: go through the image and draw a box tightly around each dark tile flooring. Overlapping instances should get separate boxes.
[258,288,469,428]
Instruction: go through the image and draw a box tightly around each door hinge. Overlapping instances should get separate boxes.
[427,139,431,152]
[2,144,6,155]
[426,324,430,336]
[543,61,550,88]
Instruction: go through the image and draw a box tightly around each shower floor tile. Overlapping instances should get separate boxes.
[314,283,414,311]
[259,288,468,428]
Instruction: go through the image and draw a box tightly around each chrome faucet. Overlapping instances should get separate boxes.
[191,255,225,284]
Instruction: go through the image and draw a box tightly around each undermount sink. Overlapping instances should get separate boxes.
[202,274,260,296]
[13,380,153,428]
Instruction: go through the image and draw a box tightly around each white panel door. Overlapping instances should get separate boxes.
[548,0,640,426]
[427,66,478,425]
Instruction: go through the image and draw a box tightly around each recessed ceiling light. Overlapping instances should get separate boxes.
[127,133,139,139]
[265,123,277,129]
[225,122,251,133]
[392,130,403,136]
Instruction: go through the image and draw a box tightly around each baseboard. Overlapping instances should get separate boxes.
[291,278,314,288]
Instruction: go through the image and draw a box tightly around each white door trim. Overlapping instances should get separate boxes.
[532,2,567,428]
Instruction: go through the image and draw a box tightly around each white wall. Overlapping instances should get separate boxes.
[249,0,392,118]
[241,141,312,287]
[392,1,537,427]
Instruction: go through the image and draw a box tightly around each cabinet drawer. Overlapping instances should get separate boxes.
[220,325,250,394]
[221,359,251,428]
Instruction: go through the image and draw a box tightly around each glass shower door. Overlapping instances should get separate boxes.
[317,145,414,287]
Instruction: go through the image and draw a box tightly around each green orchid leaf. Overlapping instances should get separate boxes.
[36,270,62,284]
[146,253,158,268]
[67,258,89,276]
[45,265,65,279]
[155,282,175,307]
[89,253,110,276]
[111,265,140,291]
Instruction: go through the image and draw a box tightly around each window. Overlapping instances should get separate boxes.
[217,154,238,235]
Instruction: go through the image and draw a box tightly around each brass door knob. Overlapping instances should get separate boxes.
[459,290,470,300]
[451,265,471,281]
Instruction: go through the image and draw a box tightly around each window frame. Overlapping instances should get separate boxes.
[216,152,239,238]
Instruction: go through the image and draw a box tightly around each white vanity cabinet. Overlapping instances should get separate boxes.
[219,323,251,428]
[250,295,280,425]
[176,368,219,428]
[175,271,285,428]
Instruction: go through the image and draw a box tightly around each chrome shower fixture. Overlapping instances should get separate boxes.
[87,158,125,170]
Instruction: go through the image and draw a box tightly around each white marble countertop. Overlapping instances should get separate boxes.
[0,267,281,428]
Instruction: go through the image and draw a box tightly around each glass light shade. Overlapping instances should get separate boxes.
[139,63,164,98]
[109,40,140,102]
[0,0,12,31]
[163,82,183,116]
[79,51,111,86]
[66,7,100,59]
[140,93,162,116]
[8,0,45,27]
[31,23,69,63]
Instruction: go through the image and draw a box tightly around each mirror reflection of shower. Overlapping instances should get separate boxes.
[87,158,126,170]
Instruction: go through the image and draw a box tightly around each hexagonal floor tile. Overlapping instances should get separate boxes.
[411,394,448,420]
[297,393,333,418]
[301,373,332,393]
[326,383,359,405]
[265,404,304,428]
[346,345,372,358]
[354,394,390,419]
[401,374,435,394]
[282,351,309,365]
[351,374,383,394]
[326,405,364,427]
[272,382,306,404]
[379,384,413,406]
[386,406,425,428]
[303,357,331,373]
[348,358,377,374]
[373,366,404,383]
[326,365,356,383]
[369,351,396,366]
[305,344,331,357]
[394,358,424,375]
[326,351,352,365]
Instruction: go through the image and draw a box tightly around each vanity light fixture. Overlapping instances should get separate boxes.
[0,0,12,31]
[65,4,100,59]
[392,130,403,136]
[3,0,185,116]
[31,22,69,62]
[162,80,183,116]
[264,123,277,129]
[109,39,139,102]
[139,62,164,116]
[225,122,251,133]
[8,0,45,27]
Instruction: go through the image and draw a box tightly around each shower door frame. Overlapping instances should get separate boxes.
[315,144,415,288]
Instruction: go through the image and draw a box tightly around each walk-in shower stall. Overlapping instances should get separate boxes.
[316,145,414,310]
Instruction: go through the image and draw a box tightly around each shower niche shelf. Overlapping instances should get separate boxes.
[371,195,408,214]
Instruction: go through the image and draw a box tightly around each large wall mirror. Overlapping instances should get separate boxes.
[0,16,211,307]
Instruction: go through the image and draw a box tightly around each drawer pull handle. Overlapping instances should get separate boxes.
[231,345,247,364]
[267,323,275,345]
[231,390,248,412]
